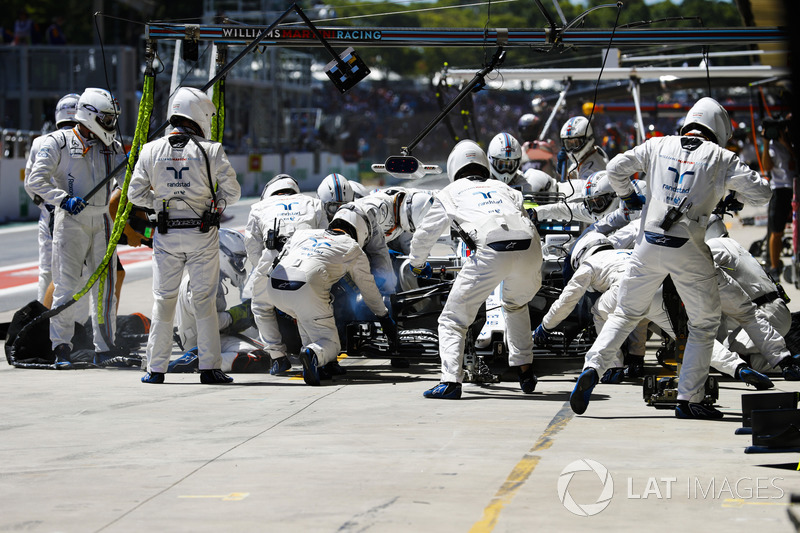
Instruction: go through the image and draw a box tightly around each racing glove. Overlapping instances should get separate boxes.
[60,195,87,215]
[379,314,400,346]
[223,299,254,334]
[533,324,550,345]
[620,191,646,210]
[409,262,433,279]
[556,146,568,176]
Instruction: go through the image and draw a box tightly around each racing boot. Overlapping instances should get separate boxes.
[623,354,645,379]
[517,365,537,394]
[600,367,626,384]
[779,354,800,381]
[141,371,165,384]
[200,369,234,384]
[299,348,321,386]
[570,368,599,415]
[735,364,773,390]
[322,359,347,377]
[675,401,723,420]
[167,349,199,373]
[270,356,292,375]
[422,382,462,399]
[53,343,72,369]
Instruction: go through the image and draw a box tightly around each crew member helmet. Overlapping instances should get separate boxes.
[487,133,522,183]
[75,88,120,146]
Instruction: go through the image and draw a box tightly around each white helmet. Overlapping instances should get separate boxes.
[55,93,80,129]
[560,116,595,162]
[570,231,614,271]
[582,171,619,216]
[219,228,247,288]
[522,168,553,192]
[361,191,400,241]
[446,139,490,182]
[488,133,522,183]
[75,88,120,146]
[680,97,733,147]
[317,173,355,220]
[329,206,369,247]
[400,191,435,233]
[168,87,216,138]
[261,174,299,199]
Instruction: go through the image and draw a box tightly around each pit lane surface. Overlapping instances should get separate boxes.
[0,200,797,532]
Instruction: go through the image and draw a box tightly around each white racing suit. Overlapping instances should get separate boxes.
[349,197,397,295]
[25,134,55,301]
[244,193,326,269]
[129,128,241,374]
[567,147,608,181]
[243,193,325,299]
[176,276,258,372]
[708,236,792,372]
[251,228,388,366]
[26,127,124,352]
[409,177,543,383]
[533,148,609,222]
[541,249,648,368]
[586,135,771,403]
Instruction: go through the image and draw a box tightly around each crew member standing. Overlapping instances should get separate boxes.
[570,97,771,419]
[129,87,241,384]
[26,88,125,367]
[409,140,543,399]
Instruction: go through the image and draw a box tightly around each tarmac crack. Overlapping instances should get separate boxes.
[92,386,345,532]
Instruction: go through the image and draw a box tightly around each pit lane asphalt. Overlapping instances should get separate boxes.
[0,203,798,532]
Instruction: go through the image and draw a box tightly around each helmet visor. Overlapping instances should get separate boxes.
[490,157,520,175]
[563,137,585,153]
[95,112,119,132]
[325,202,346,220]
[584,193,615,214]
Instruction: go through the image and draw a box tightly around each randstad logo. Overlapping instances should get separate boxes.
[557,459,614,517]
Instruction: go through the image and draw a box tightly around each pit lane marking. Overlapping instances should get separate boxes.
[470,403,575,532]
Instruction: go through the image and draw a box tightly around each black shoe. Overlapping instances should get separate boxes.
[675,401,723,420]
[623,354,645,379]
[269,356,292,375]
[736,366,774,390]
[517,366,537,394]
[53,344,72,369]
[779,354,800,381]
[422,382,462,399]
[200,369,234,384]
[299,348,321,386]
[600,367,625,384]
[323,360,347,377]
[570,368,599,415]
[141,371,165,384]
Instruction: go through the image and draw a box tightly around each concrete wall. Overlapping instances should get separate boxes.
[0,152,360,223]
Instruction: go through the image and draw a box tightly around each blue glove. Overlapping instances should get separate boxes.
[620,191,645,210]
[409,262,433,279]
[533,324,550,345]
[556,146,568,176]
[60,195,86,215]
